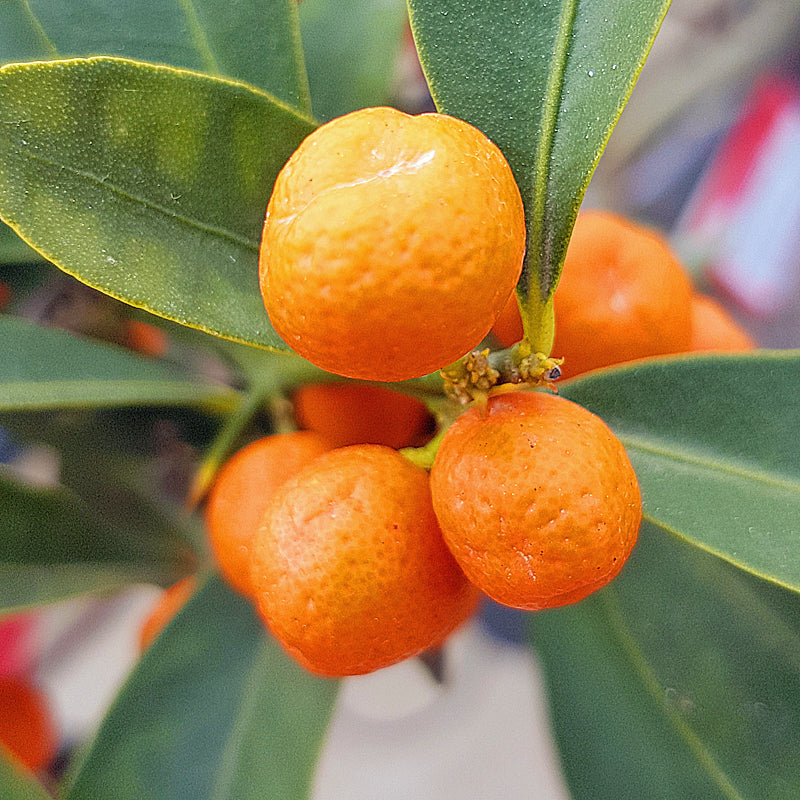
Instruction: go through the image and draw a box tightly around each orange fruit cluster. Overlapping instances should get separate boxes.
[201,385,479,676]
[198,115,665,678]
[251,446,480,676]
[259,106,525,382]
[492,210,756,374]
[200,378,641,676]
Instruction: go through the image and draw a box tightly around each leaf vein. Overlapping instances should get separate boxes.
[530,0,580,298]
[14,146,258,252]
[174,0,220,75]
[619,432,800,495]
[599,587,747,800]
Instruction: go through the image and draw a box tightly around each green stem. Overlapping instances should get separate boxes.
[187,388,267,508]
[518,292,555,359]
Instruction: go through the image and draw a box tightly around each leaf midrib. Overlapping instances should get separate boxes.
[208,639,335,800]
[0,378,235,411]
[530,0,580,299]
[618,431,800,495]
[7,145,259,252]
[599,588,746,800]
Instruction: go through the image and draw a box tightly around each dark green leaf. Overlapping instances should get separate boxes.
[0,58,316,349]
[0,751,51,800]
[0,564,157,614]
[531,522,800,799]
[0,316,237,411]
[0,0,310,113]
[561,351,800,594]
[300,0,408,121]
[66,575,338,800]
[408,0,671,346]
[0,222,43,264]
[0,470,185,612]
[0,1,58,64]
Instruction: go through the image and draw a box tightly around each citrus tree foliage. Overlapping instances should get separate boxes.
[2,1,799,798]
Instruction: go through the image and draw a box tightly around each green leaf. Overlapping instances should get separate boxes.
[0,564,158,615]
[408,0,671,348]
[0,751,51,800]
[0,1,58,64]
[561,351,800,594]
[531,522,800,799]
[0,316,237,411]
[300,0,408,121]
[0,58,316,350]
[0,0,313,262]
[66,575,338,800]
[0,470,185,612]
[0,0,311,113]
[0,222,44,264]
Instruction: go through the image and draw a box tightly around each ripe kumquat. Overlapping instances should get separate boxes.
[430,391,641,610]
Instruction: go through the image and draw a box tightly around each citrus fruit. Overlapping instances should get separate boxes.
[138,575,198,652]
[552,210,693,378]
[491,291,524,348]
[259,106,526,382]
[292,382,434,449]
[124,319,169,358]
[429,391,641,610]
[205,432,332,597]
[690,293,756,352]
[0,677,58,773]
[251,444,480,676]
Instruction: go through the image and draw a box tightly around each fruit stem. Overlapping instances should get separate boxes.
[400,427,447,471]
[517,292,555,360]
[186,389,267,509]
[440,344,563,405]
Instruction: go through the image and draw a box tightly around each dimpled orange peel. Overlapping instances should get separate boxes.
[250,444,480,676]
[205,432,333,597]
[430,391,641,610]
[259,106,526,382]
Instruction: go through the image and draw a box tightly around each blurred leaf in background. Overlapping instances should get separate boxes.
[0,0,310,111]
[65,575,339,800]
[299,0,409,121]
[532,521,800,799]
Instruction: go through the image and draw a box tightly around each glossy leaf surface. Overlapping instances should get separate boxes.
[0,0,310,112]
[66,575,338,800]
[0,0,312,261]
[0,58,315,349]
[561,351,800,593]
[300,0,408,121]
[1,316,236,411]
[408,0,671,309]
[0,471,185,612]
[531,522,800,799]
